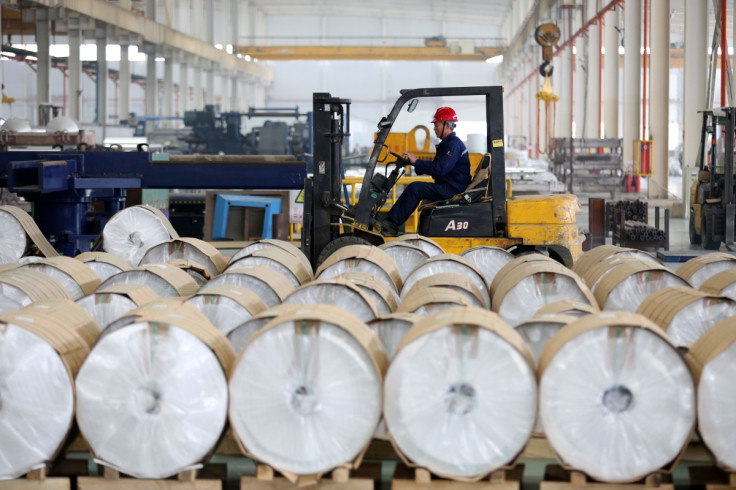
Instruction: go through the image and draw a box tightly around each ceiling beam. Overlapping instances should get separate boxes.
[235,44,505,61]
[22,0,272,81]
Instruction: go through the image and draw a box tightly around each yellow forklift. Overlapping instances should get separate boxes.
[301,86,583,268]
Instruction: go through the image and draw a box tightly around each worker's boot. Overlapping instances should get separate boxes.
[380,219,399,237]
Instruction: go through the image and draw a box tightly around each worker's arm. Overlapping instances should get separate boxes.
[414,140,466,178]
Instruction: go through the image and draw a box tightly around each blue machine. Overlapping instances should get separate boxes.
[0,151,306,256]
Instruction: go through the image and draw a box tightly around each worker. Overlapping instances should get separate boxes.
[381,106,471,236]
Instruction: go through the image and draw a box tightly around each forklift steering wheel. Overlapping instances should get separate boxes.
[389,150,412,166]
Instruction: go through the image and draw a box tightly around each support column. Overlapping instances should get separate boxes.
[623,0,642,167]
[119,44,131,124]
[220,74,229,112]
[649,0,670,198]
[193,65,203,109]
[163,55,174,127]
[68,28,82,121]
[146,50,157,127]
[231,75,238,112]
[206,68,215,106]
[574,36,587,138]
[179,60,189,118]
[683,0,707,211]
[585,0,601,138]
[557,10,573,138]
[36,17,51,122]
[604,7,620,139]
[96,35,108,128]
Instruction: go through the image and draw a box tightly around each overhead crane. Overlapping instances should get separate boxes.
[234,45,504,62]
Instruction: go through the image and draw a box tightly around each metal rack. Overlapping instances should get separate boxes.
[550,138,623,194]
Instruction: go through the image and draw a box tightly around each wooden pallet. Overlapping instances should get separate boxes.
[391,463,522,489]
[0,468,70,489]
[239,464,375,489]
[77,465,222,489]
[540,465,673,489]
[688,465,736,489]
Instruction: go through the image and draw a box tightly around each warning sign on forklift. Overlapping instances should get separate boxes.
[493,139,504,147]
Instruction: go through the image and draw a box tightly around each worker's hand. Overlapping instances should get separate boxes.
[402,152,418,164]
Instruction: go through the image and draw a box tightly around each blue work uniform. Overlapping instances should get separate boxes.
[386,132,471,227]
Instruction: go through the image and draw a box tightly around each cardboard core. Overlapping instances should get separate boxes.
[444,382,477,415]
[602,385,633,413]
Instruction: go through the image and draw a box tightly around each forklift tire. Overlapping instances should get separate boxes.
[702,206,721,250]
[689,210,701,245]
[316,235,372,268]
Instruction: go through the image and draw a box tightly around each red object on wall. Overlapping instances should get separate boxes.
[635,175,641,193]
[639,142,651,175]
[625,174,632,193]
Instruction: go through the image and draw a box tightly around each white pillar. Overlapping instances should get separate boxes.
[604,7,620,139]
[557,40,573,138]
[68,29,81,121]
[179,61,189,117]
[585,0,601,139]
[623,0,642,167]
[96,36,108,128]
[163,56,174,127]
[36,18,51,120]
[119,44,131,123]
[683,0,708,211]
[220,75,229,111]
[574,36,587,138]
[649,0,669,198]
[231,76,238,111]
[206,69,215,106]
[527,56,535,157]
[146,52,157,122]
[193,65,203,109]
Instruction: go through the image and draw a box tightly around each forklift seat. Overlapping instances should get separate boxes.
[417,152,491,212]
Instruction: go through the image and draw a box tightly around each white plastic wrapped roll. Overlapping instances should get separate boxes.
[675,252,736,289]
[460,246,514,288]
[493,262,596,326]
[401,255,489,307]
[700,269,736,301]
[338,271,399,315]
[75,252,131,282]
[203,266,294,307]
[98,264,199,298]
[76,314,234,479]
[403,273,486,309]
[75,284,156,330]
[225,248,311,287]
[139,238,226,278]
[186,286,268,336]
[398,288,473,316]
[594,261,689,312]
[229,305,387,478]
[515,314,578,366]
[230,239,312,277]
[637,286,736,347]
[227,304,303,354]
[489,254,561,298]
[282,278,379,323]
[21,257,101,301]
[539,312,695,482]
[103,206,176,266]
[0,209,28,262]
[572,245,658,282]
[0,323,74,479]
[367,312,419,361]
[390,234,444,257]
[378,242,429,282]
[0,301,97,480]
[384,306,536,480]
[0,269,71,314]
[316,245,402,293]
[688,319,736,471]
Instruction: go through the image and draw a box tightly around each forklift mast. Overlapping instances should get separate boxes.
[302,93,351,266]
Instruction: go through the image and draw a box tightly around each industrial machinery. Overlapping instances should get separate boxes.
[689,107,736,249]
[0,151,306,256]
[183,105,246,154]
[302,87,584,268]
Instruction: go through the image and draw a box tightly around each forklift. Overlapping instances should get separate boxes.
[689,107,736,249]
[301,86,584,268]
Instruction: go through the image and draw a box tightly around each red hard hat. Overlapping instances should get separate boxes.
[431,107,458,123]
